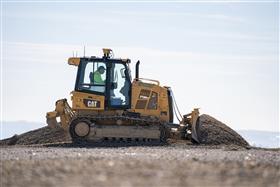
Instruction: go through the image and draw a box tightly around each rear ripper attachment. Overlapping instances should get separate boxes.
[46,99,74,130]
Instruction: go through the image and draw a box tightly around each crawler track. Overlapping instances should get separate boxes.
[69,114,170,144]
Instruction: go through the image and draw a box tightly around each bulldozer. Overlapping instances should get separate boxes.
[46,49,201,144]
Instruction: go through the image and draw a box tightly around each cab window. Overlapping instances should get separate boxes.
[77,61,106,94]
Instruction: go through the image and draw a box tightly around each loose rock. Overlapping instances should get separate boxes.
[0,126,70,146]
[198,114,249,147]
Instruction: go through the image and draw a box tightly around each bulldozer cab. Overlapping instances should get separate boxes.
[74,55,132,109]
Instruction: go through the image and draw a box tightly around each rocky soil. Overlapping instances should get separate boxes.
[198,114,249,146]
[1,114,278,187]
[0,126,70,146]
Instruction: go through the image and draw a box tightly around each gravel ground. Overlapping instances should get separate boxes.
[0,115,274,187]
[1,144,279,187]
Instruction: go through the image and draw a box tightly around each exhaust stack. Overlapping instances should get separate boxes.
[135,60,140,80]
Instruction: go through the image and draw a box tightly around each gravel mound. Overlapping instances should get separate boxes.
[198,114,249,147]
[0,126,70,146]
[0,114,249,147]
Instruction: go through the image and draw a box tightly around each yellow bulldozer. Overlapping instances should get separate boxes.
[46,49,201,144]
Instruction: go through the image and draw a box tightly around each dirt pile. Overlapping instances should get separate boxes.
[0,114,249,147]
[0,126,70,146]
[198,114,249,147]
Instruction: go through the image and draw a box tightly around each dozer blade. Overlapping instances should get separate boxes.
[182,108,201,143]
[191,116,201,143]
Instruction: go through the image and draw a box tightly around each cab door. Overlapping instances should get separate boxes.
[108,63,131,109]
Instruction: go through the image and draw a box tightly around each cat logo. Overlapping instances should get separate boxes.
[87,100,98,107]
[83,99,100,108]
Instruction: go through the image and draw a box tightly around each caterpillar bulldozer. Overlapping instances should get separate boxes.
[46,49,201,144]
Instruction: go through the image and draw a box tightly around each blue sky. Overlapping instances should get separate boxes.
[1,1,279,132]
[3,2,278,53]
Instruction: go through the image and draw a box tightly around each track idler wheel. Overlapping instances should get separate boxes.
[69,118,91,143]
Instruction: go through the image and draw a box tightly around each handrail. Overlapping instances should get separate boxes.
[134,78,160,86]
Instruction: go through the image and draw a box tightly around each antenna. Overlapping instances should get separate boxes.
[76,51,78,57]
[83,46,86,57]
[72,51,74,57]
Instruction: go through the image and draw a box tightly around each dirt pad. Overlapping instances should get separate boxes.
[0,114,248,147]
[0,126,70,146]
[198,114,249,147]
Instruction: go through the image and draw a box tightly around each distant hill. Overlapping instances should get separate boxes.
[238,130,280,148]
[1,121,45,140]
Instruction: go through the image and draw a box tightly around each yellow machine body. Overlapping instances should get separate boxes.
[71,91,105,111]
[70,79,170,123]
[129,79,170,122]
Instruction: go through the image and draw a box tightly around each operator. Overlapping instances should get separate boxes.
[89,66,106,93]
[120,69,130,104]
[93,66,106,84]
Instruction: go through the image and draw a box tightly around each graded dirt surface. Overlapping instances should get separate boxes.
[1,145,279,187]
[1,115,277,187]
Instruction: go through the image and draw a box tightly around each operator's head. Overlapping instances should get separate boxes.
[98,66,105,74]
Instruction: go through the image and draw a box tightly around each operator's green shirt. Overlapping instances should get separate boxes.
[93,71,105,84]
